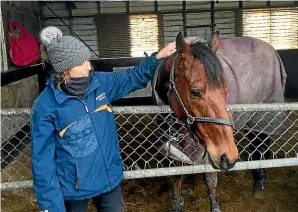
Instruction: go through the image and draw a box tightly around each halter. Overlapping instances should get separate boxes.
[167,52,233,157]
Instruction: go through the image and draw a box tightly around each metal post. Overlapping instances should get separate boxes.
[239,1,243,9]
[68,3,73,35]
[236,0,244,37]
[210,1,215,34]
[98,1,101,15]
[182,0,187,37]
[267,1,271,7]
[154,0,158,13]
[39,2,45,29]
[126,1,129,14]
[0,4,8,71]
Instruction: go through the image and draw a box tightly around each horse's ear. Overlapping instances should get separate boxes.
[209,31,220,53]
[176,31,191,53]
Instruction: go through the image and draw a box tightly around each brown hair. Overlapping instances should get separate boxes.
[52,61,94,89]
[53,70,71,89]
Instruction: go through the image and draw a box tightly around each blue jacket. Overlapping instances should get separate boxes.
[30,54,160,212]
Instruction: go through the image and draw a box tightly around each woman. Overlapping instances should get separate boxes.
[30,26,176,212]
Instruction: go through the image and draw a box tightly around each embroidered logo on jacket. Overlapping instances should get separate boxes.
[96,93,106,101]
[62,115,98,157]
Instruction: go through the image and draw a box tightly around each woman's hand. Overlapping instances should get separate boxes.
[156,42,176,59]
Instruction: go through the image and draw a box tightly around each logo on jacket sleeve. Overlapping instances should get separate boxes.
[96,93,106,101]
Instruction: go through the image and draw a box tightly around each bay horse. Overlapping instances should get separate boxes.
[152,31,287,211]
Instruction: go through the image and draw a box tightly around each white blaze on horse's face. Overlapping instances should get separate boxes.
[169,32,238,171]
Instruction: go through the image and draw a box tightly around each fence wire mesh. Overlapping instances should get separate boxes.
[1,104,298,186]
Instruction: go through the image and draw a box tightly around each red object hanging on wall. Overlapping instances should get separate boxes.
[8,20,40,67]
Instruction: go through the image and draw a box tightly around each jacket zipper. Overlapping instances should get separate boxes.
[71,96,112,190]
[75,164,79,190]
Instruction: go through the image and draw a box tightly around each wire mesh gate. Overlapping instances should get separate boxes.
[1,103,298,190]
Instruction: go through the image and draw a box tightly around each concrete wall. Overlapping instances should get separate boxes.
[1,75,39,109]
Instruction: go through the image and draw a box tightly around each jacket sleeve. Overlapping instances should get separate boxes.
[30,105,65,212]
[97,53,160,102]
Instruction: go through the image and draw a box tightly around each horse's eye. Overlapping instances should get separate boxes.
[190,90,201,97]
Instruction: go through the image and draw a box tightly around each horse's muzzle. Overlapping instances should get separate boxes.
[220,155,235,171]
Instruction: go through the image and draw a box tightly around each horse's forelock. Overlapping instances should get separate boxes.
[184,39,226,87]
[159,36,225,93]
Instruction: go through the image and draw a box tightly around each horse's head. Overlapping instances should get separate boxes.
[157,32,238,171]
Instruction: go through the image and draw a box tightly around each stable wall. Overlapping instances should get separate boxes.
[1,1,297,108]
[41,1,297,99]
[1,2,41,145]
[1,1,40,109]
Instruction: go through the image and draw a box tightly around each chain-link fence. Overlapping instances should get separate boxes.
[1,103,298,190]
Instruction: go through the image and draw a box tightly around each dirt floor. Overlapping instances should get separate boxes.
[1,166,298,212]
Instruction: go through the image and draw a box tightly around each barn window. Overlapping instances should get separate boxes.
[96,13,163,58]
[129,14,160,57]
[242,7,298,50]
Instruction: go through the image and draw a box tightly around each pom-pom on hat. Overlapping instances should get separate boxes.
[40,26,91,73]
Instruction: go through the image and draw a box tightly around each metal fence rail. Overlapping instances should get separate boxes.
[1,103,298,190]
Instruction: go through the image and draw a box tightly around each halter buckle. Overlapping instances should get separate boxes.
[186,116,195,125]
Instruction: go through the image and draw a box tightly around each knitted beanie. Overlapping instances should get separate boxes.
[40,26,91,73]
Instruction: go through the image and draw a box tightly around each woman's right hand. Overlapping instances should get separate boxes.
[156,42,176,59]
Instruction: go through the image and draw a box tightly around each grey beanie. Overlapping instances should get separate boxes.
[40,26,91,73]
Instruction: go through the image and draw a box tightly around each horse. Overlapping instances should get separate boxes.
[152,31,287,212]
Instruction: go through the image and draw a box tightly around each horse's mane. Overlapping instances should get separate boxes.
[188,38,226,87]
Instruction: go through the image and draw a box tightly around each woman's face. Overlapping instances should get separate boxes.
[69,60,91,78]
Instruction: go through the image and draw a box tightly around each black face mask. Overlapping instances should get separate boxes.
[63,76,90,97]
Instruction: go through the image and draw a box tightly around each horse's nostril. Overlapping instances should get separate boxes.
[220,155,236,171]
[220,155,232,171]
[222,155,228,162]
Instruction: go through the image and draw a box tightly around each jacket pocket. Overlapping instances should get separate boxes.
[57,162,78,195]
[60,115,98,157]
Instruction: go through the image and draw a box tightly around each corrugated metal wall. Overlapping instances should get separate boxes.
[42,1,235,59]
[96,14,130,58]
[42,1,297,58]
